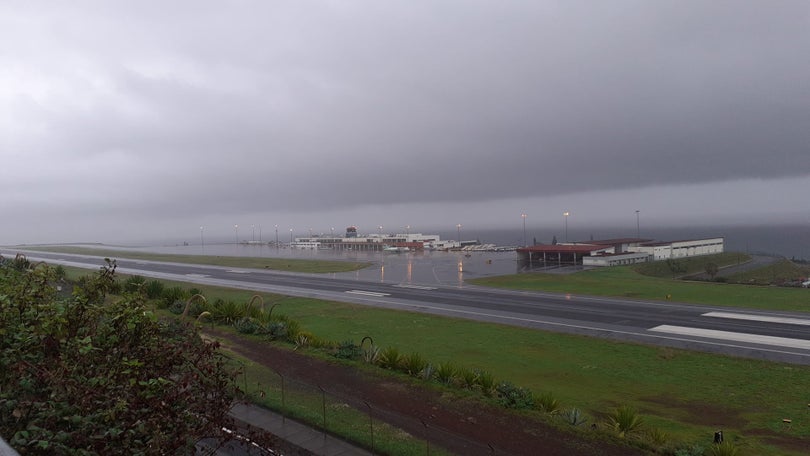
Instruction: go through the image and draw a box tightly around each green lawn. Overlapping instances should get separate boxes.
[470,266,810,313]
[19,245,370,273]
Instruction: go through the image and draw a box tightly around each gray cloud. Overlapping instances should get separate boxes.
[1,1,809,243]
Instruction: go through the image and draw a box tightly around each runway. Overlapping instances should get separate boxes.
[5,248,810,365]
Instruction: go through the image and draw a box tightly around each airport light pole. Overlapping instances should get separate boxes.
[234,224,239,244]
[456,224,462,244]
[635,210,640,238]
[275,225,279,248]
[563,212,570,242]
[521,213,527,246]
[289,228,293,245]
[252,224,255,242]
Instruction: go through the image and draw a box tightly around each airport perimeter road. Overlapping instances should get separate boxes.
[7,249,810,366]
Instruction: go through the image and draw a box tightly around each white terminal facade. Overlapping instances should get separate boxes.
[291,226,460,251]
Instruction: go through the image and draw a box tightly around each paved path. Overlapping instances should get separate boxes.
[227,402,374,456]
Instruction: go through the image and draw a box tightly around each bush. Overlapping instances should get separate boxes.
[168,299,185,315]
[234,317,261,334]
[459,367,477,389]
[476,370,495,396]
[535,391,561,414]
[123,275,146,293]
[561,408,587,426]
[161,286,188,308]
[378,347,403,370]
[495,381,533,409]
[435,361,457,386]
[362,345,381,364]
[607,405,644,438]
[265,321,289,340]
[144,280,165,299]
[401,352,427,377]
[0,261,239,454]
[334,340,362,360]
[211,299,244,325]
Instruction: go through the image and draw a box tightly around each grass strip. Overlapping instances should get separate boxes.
[19,245,370,273]
[470,265,810,312]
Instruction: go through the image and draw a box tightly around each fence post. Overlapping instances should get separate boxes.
[277,372,286,425]
[363,400,374,453]
[420,418,430,456]
[318,385,327,435]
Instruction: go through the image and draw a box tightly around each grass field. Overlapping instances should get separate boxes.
[21,245,370,273]
[470,265,810,313]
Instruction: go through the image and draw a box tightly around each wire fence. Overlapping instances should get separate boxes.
[236,359,502,456]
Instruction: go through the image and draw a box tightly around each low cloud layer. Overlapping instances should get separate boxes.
[2,1,809,243]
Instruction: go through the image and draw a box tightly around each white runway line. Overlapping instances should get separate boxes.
[649,325,810,350]
[702,311,810,326]
[392,284,437,290]
[346,290,390,297]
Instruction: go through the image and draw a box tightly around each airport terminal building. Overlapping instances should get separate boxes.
[517,237,724,268]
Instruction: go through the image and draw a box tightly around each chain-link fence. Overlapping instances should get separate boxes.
[236,359,502,456]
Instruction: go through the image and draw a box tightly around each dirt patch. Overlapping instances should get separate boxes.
[207,328,642,456]
[746,428,810,454]
[641,394,748,429]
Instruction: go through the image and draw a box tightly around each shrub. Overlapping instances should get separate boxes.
[561,408,587,426]
[378,347,403,370]
[607,405,644,438]
[294,332,314,349]
[475,370,495,396]
[168,299,185,315]
[362,345,381,364]
[401,352,427,377]
[212,299,244,325]
[334,340,362,360]
[459,367,477,389]
[234,317,260,334]
[435,361,457,386]
[495,381,533,409]
[161,286,188,308]
[0,261,239,454]
[124,275,146,293]
[535,392,561,414]
[265,321,289,340]
[284,320,302,342]
[144,279,165,299]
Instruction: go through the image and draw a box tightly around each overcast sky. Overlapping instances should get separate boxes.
[2,1,809,245]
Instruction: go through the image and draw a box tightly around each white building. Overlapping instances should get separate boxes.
[629,238,724,261]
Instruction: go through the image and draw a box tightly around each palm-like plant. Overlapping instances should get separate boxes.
[608,405,644,438]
